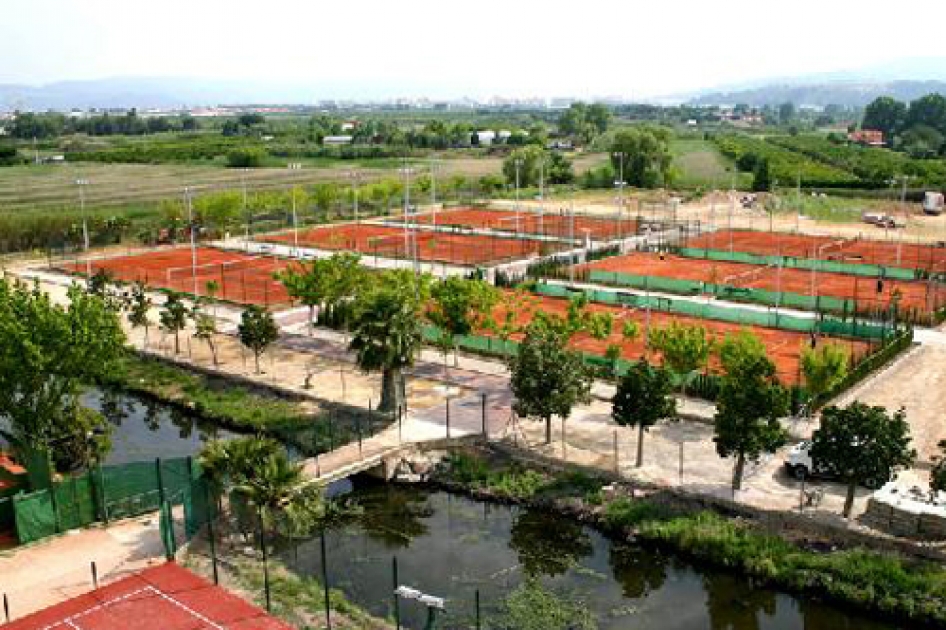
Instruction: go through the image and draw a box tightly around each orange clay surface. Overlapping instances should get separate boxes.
[582,251,945,315]
[406,206,637,241]
[262,222,566,266]
[491,291,871,386]
[687,229,946,273]
[64,247,297,307]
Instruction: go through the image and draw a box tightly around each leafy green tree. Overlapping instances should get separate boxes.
[717,329,765,375]
[647,322,713,394]
[238,305,279,373]
[47,405,112,472]
[906,93,946,137]
[900,124,945,158]
[278,252,369,335]
[502,145,546,187]
[612,359,677,467]
[752,157,772,192]
[127,280,153,348]
[811,402,915,518]
[862,96,907,139]
[931,440,946,496]
[349,276,426,413]
[546,151,575,184]
[713,351,790,492]
[192,301,220,366]
[778,102,796,125]
[0,280,125,470]
[508,320,594,444]
[226,147,265,168]
[610,127,673,188]
[801,344,849,409]
[427,276,499,368]
[159,291,188,354]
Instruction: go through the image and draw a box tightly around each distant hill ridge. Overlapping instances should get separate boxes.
[687,80,946,108]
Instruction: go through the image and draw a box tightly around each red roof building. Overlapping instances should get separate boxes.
[849,129,885,147]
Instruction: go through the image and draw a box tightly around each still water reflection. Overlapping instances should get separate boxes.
[286,483,896,630]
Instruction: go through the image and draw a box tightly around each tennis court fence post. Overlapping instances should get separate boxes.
[258,507,271,612]
[320,528,332,630]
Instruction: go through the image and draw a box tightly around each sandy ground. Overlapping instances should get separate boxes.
[0,514,165,620]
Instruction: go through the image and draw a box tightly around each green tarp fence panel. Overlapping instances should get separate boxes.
[677,247,919,281]
[424,325,520,358]
[52,474,96,532]
[184,476,212,539]
[0,495,13,530]
[13,490,57,544]
[159,500,176,559]
[11,456,202,546]
[540,281,889,341]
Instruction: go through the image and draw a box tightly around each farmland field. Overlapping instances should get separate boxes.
[0,153,608,213]
[0,158,501,212]
[670,138,744,188]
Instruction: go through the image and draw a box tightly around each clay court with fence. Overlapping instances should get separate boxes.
[261,222,568,266]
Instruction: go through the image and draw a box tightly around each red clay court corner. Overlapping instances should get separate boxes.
[1,562,294,630]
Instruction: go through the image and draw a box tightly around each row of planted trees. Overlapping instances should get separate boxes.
[506,305,928,518]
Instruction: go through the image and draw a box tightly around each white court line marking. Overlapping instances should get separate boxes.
[39,585,225,630]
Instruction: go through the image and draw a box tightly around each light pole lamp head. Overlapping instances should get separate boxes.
[418,595,445,610]
[395,586,422,600]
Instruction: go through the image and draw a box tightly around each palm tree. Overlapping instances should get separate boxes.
[349,285,423,414]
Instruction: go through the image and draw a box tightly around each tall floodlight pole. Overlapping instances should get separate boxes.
[514,158,523,235]
[613,152,626,238]
[291,186,300,257]
[76,178,92,277]
[184,186,199,296]
[795,170,802,233]
[430,156,438,225]
[400,164,417,276]
[348,170,360,223]
[898,175,911,266]
[569,197,576,283]
[242,168,250,248]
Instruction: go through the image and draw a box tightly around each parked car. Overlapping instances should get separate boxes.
[861,212,903,229]
[784,441,888,489]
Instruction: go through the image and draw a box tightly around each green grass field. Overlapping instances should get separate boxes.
[670,138,748,189]
[0,153,610,213]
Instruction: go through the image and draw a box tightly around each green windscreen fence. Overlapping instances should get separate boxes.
[677,247,920,281]
[583,270,885,330]
[535,281,890,341]
[12,457,203,546]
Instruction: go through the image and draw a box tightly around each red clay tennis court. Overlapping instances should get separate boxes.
[61,247,297,308]
[583,252,946,318]
[405,207,638,241]
[261,223,565,266]
[492,292,871,386]
[2,562,291,629]
[687,230,946,273]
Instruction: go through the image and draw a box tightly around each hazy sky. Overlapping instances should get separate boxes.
[4,0,946,99]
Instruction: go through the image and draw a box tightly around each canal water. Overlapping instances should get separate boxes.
[83,389,237,465]
[286,482,896,630]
